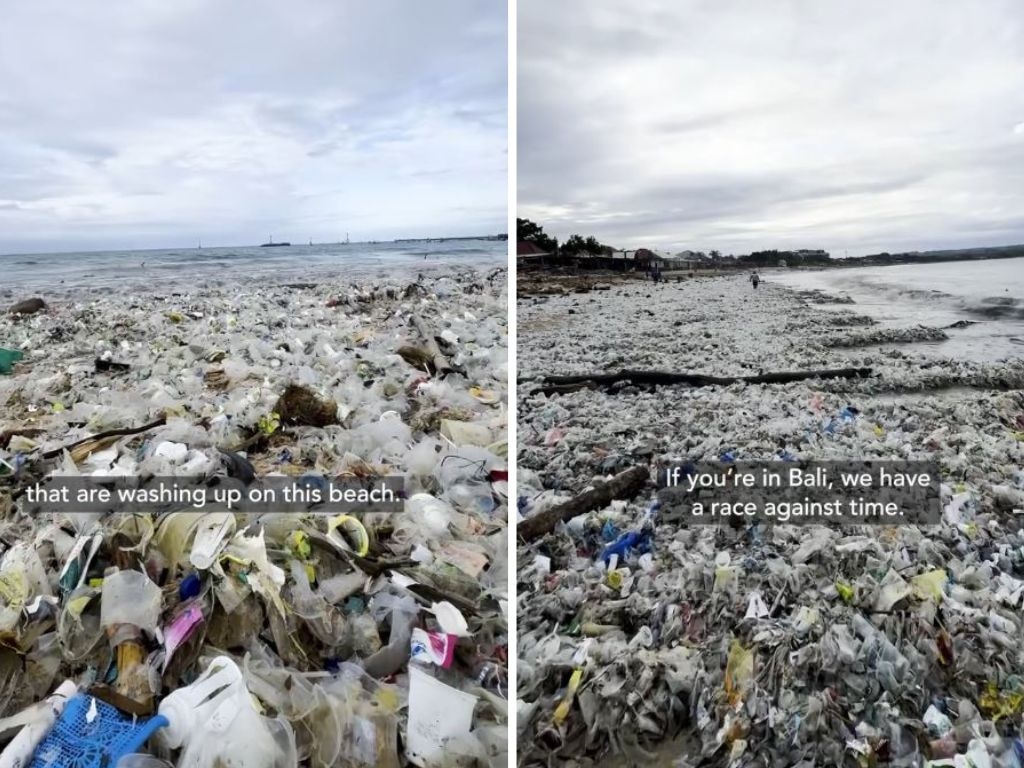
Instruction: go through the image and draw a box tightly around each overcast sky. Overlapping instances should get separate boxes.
[0,1,506,254]
[519,0,1024,256]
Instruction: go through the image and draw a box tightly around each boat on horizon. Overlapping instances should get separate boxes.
[260,235,291,248]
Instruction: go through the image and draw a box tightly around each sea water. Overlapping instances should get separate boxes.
[772,257,1024,362]
[0,239,506,296]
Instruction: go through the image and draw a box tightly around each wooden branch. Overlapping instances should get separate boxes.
[518,465,649,543]
[41,417,167,459]
[531,367,872,395]
[411,314,460,376]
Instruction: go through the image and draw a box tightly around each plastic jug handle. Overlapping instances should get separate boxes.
[173,656,244,705]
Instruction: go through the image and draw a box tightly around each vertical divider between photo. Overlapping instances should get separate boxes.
[506,0,520,758]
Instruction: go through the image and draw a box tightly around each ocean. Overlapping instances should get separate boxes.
[772,257,1024,362]
[0,239,507,296]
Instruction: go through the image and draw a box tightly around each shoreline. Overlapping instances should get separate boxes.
[0,256,508,301]
[517,273,1024,766]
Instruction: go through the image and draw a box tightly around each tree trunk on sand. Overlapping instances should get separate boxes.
[518,465,649,543]
[531,367,872,395]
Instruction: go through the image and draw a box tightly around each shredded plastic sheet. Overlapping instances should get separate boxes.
[517,275,1024,766]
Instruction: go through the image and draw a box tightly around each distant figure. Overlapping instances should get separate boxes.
[750,271,760,290]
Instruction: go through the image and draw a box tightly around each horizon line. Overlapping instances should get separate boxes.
[0,232,509,259]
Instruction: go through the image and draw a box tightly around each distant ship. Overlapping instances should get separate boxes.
[260,235,291,248]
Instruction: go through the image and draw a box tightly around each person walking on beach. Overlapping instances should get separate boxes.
[750,271,760,290]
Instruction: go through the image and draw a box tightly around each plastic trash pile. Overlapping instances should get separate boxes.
[0,268,508,767]
[517,276,1024,767]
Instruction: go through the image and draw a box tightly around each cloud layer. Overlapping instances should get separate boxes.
[519,0,1024,255]
[0,0,506,253]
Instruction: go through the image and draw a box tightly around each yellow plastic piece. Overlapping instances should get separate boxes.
[835,581,855,603]
[469,386,499,405]
[979,681,1024,721]
[553,668,583,724]
[911,569,947,601]
[66,594,94,618]
[288,530,312,560]
[724,640,754,707]
[713,566,737,593]
[0,571,27,607]
[329,515,370,557]
[258,412,281,436]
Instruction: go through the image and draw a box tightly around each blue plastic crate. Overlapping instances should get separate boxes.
[30,694,168,768]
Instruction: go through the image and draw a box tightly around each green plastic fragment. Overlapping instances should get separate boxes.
[0,347,23,375]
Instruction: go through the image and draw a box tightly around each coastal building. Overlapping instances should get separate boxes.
[517,240,554,269]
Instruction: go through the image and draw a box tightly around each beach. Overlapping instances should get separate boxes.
[0,262,509,766]
[516,271,1024,766]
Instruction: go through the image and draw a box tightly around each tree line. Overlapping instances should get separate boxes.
[518,218,837,265]
[517,218,614,256]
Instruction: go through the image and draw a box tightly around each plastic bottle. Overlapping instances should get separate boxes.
[157,656,296,768]
[0,679,77,768]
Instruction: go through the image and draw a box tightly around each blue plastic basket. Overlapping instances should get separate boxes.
[29,694,168,768]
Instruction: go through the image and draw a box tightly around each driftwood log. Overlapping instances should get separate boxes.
[41,417,168,459]
[411,314,460,376]
[518,465,649,543]
[530,367,872,395]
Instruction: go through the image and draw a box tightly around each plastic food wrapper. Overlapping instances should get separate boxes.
[0,267,507,765]
[410,629,457,669]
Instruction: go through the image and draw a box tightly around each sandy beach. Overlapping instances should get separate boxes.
[516,273,1024,766]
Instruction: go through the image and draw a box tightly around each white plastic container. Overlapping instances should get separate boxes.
[157,656,296,768]
[406,666,478,767]
[0,679,77,768]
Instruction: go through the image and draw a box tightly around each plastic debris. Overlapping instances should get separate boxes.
[0,680,77,768]
[158,656,294,768]
[406,665,480,767]
[0,268,507,766]
[0,349,23,376]
[517,274,1024,766]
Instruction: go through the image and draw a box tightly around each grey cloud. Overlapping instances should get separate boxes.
[0,0,506,253]
[519,0,1024,255]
